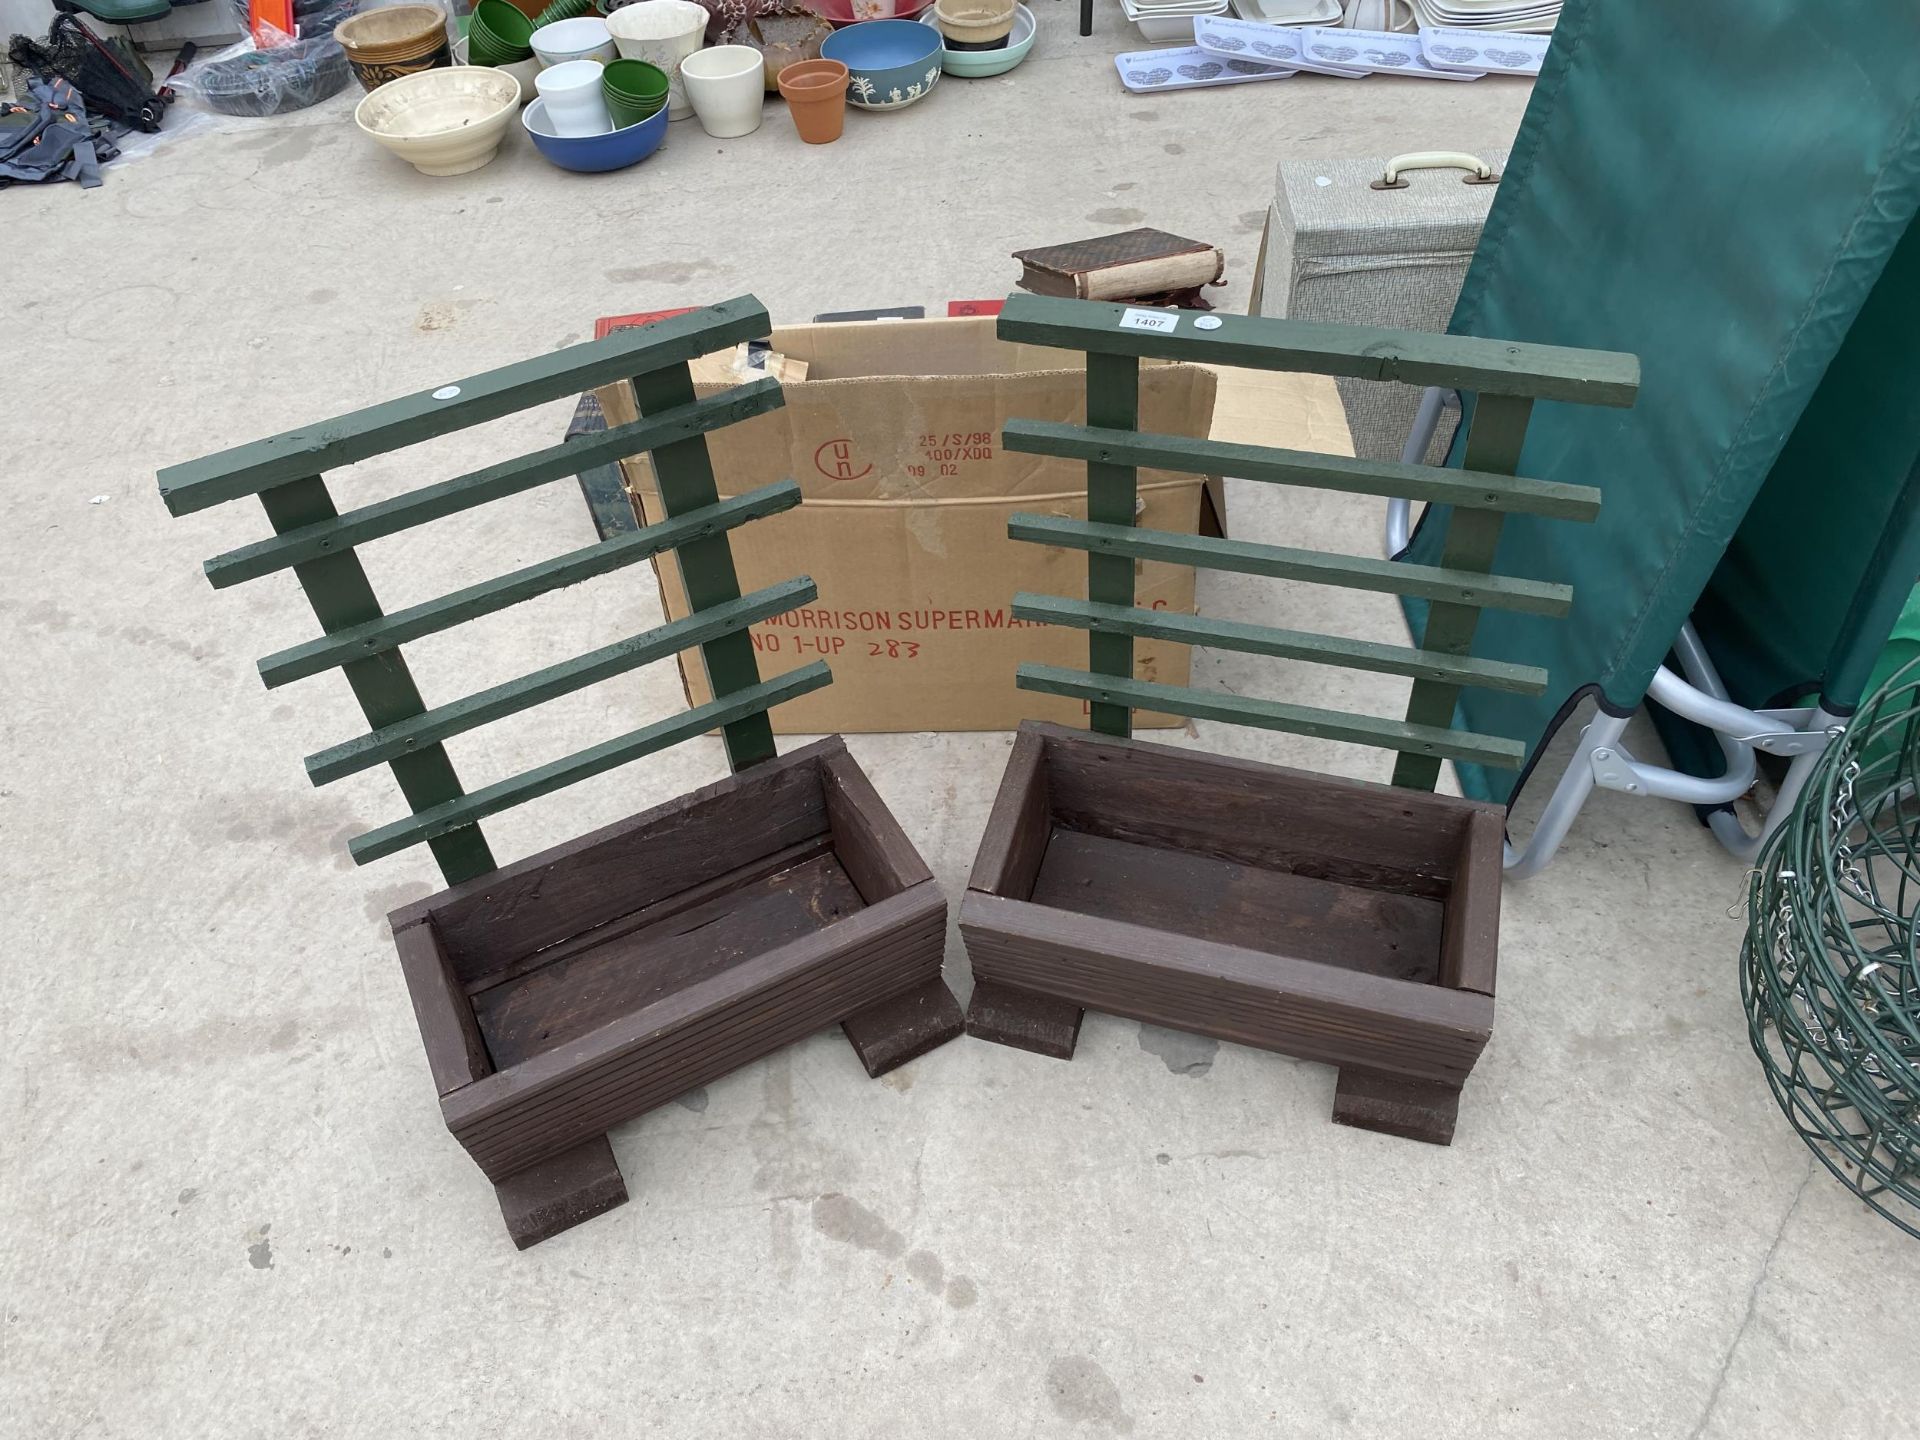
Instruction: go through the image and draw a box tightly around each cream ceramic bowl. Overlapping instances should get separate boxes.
[353,66,522,176]
[452,36,540,105]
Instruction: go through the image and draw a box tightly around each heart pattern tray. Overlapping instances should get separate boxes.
[1418,25,1549,74]
[1115,44,1295,91]
[1192,15,1365,76]
[1301,25,1485,78]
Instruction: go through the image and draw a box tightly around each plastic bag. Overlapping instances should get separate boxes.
[170,25,354,115]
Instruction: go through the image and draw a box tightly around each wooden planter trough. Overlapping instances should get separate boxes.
[390,736,956,1246]
[963,722,1503,1143]
[960,295,1639,1142]
[158,298,963,1248]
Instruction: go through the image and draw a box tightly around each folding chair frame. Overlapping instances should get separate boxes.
[1386,385,1846,877]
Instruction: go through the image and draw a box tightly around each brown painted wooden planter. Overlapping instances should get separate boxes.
[389,735,961,1247]
[959,722,1504,1145]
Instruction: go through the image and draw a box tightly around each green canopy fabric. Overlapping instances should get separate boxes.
[1401,0,1920,805]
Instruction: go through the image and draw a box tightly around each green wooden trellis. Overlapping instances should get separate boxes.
[993,294,1640,788]
[157,296,828,888]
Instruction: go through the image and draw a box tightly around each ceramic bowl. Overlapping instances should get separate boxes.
[810,0,936,27]
[521,95,668,170]
[531,14,617,65]
[452,36,541,103]
[334,4,447,57]
[346,43,452,94]
[918,1,1032,75]
[820,18,942,109]
[353,65,521,175]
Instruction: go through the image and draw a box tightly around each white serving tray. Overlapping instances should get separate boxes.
[1301,25,1485,77]
[1115,44,1294,90]
[1193,15,1367,74]
[1418,25,1548,74]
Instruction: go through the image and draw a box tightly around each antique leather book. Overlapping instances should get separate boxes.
[1012,228,1226,302]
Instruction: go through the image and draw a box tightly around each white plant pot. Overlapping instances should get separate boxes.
[679,43,764,138]
[534,59,613,135]
[605,0,710,120]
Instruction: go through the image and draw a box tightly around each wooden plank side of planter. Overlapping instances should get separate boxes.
[443,885,948,1181]
[967,724,1051,900]
[1030,830,1446,986]
[392,917,494,1095]
[472,848,869,1069]
[392,738,843,985]
[1440,807,1505,998]
[960,892,1492,1086]
[819,749,934,903]
[1029,722,1483,899]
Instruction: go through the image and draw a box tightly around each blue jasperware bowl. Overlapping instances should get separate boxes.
[821,19,943,111]
[521,96,667,172]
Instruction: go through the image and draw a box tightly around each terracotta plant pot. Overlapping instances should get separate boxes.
[777,57,848,144]
[933,0,1011,49]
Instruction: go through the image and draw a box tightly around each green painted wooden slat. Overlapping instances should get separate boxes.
[994,294,1640,407]
[259,480,800,688]
[256,478,495,886]
[347,663,832,865]
[1008,513,1572,616]
[1016,665,1526,768]
[627,362,777,772]
[1084,352,1140,737]
[1001,419,1601,521]
[1393,394,1533,791]
[306,578,818,786]
[204,379,786,589]
[158,298,772,516]
[1011,593,1549,696]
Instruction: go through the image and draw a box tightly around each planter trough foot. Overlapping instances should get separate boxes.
[842,976,966,1076]
[495,1133,630,1249]
[1331,1068,1463,1146]
[962,978,1084,1059]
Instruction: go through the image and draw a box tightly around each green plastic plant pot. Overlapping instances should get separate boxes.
[603,57,669,98]
[604,88,666,127]
[473,0,535,49]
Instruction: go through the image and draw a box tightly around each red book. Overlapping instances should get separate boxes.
[593,306,699,340]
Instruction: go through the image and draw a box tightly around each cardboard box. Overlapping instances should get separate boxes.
[598,315,1347,734]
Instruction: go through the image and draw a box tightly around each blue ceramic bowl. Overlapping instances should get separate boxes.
[521,95,666,172]
[821,19,943,110]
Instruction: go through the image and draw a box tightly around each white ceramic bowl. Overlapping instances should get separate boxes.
[353,65,521,175]
[452,36,540,105]
[531,15,618,68]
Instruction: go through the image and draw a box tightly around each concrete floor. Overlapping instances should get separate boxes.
[8,10,1919,1435]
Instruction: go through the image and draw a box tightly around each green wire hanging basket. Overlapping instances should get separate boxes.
[1743,657,1920,1237]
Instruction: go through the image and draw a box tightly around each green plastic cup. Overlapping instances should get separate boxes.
[603,57,669,99]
